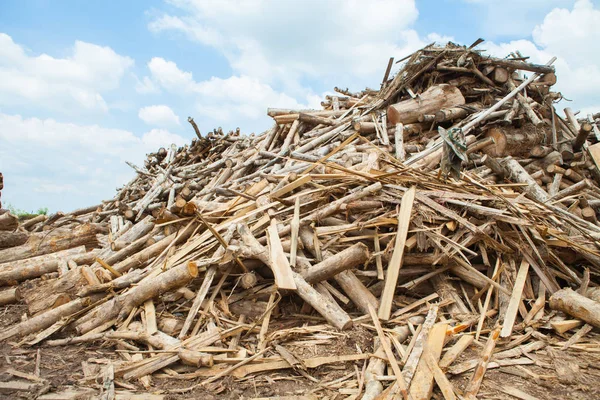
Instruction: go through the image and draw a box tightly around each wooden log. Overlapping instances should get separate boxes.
[118,263,198,320]
[0,223,99,264]
[499,157,550,203]
[479,57,555,74]
[293,272,353,330]
[0,287,21,306]
[113,223,195,274]
[483,126,545,157]
[76,263,199,334]
[362,318,423,400]
[565,168,584,182]
[530,145,554,158]
[481,155,505,180]
[110,215,154,251]
[549,288,600,328]
[239,225,352,329]
[582,207,597,224]
[492,67,509,83]
[387,84,465,125]
[0,297,90,341]
[507,78,543,127]
[77,268,147,297]
[333,270,379,315]
[0,248,98,286]
[21,214,47,230]
[21,266,88,315]
[573,122,593,152]
[0,212,18,231]
[435,106,471,122]
[0,230,29,249]
[302,243,369,283]
[548,179,589,202]
[178,349,214,367]
[299,112,336,126]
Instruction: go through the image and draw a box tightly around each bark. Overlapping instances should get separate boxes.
[484,127,545,157]
[293,272,353,330]
[75,262,198,334]
[113,223,195,273]
[0,297,91,341]
[21,214,47,230]
[500,157,550,203]
[387,84,465,125]
[299,227,378,314]
[0,223,100,264]
[0,247,98,286]
[178,349,214,367]
[0,230,29,249]
[21,266,88,315]
[550,288,600,328]
[302,243,369,283]
[237,224,353,330]
[0,287,21,306]
[0,212,18,231]
[111,216,155,251]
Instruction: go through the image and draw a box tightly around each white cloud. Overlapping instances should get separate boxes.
[458,0,577,39]
[135,75,160,94]
[143,0,455,132]
[139,104,181,127]
[0,33,134,113]
[485,0,600,115]
[0,112,187,212]
[149,0,427,92]
[142,57,321,131]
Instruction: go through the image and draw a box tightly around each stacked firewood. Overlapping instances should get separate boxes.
[2,41,600,399]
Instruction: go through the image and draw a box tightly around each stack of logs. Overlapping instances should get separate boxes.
[2,41,600,399]
[0,171,3,210]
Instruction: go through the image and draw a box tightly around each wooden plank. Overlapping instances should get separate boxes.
[391,293,439,319]
[439,335,474,370]
[408,323,448,399]
[424,351,457,400]
[0,381,39,392]
[231,353,370,378]
[143,300,157,336]
[379,186,416,320]
[269,175,312,199]
[266,220,297,290]
[464,327,501,399]
[551,319,583,334]
[289,197,300,268]
[500,260,530,338]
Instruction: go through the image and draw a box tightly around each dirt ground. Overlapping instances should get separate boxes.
[2,301,600,399]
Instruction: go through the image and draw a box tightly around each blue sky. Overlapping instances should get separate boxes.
[0,0,599,212]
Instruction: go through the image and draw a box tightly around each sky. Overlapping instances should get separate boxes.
[0,0,599,212]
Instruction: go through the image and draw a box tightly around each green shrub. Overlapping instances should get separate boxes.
[6,204,49,220]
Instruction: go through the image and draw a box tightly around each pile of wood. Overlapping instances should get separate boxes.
[0,171,3,210]
[2,41,600,399]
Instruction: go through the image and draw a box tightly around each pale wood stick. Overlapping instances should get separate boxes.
[500,259,530,338]
[464,327,501,399]
[379,186,416,320]
[367,304,408,400]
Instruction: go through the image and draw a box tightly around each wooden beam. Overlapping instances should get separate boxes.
[379,186,416,320]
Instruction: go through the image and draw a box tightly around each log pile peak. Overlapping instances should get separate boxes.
[2,41,600,399]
